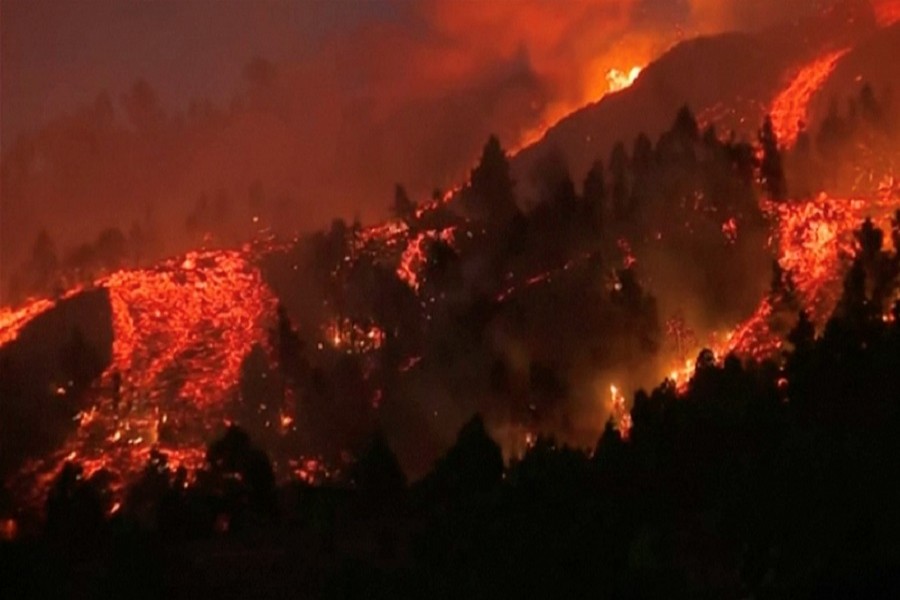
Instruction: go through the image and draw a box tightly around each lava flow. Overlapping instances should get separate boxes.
[664,187,900,392]
[769,48,850,148]
[8,247,280,510]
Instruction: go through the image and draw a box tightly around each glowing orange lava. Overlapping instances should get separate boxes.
[769,48,850,148]
[5,247,280,511]
[608,384,632,440]
[0,297,68,347]
[396,227,457,292]
[665,188,900,390]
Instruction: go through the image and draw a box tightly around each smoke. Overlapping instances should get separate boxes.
[0,0,856,301]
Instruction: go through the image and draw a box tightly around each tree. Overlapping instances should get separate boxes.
[759,115,787,200]
[611,268,661,355]
[583,159,606,231]
[31,230,58,283]
[94,227,128,269]
[45,462,111,542]
[835,259,871,327]
[672,104,700,144]
[125,449,173,529]
[392,184,416,221]
[858,83,882,124]
[59,327,105,395]
[787,310,815,355]
[121,79,164,132]
[420,414,504,501]
[609,141,630,220]
[529,361,568,419]
[206,426,277,524]
[463,135,518,223]
[20,229,60,296]
[352,431,406,504]
[632,132,654,173]
[423,237,462,291]
[271,303,305,383]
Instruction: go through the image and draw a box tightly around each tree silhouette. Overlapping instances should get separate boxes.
[609,141,631,220]
[463,135,518,223]
[759,115,787,200]
[30,230,58,293]
[392,184,416,221]
[351,431,406,516]
[420,414,504,501]
[582,159,606,231]
[45,462,111,542]
[205,426,277,526]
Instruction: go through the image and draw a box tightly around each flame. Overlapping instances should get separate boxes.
[769,48,850,148]
[605,66,642,93]
[608,384,632,440]
[512,62,645,152]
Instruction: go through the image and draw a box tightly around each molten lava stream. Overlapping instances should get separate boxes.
[8,249,280,512]
[769,48,849,148]
[665,190,900,391]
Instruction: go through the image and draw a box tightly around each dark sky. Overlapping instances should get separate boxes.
[1,0,403,148]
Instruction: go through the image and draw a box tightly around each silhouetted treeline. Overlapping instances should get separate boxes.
[4,214,900,598]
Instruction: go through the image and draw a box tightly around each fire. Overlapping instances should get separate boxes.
[512,62,645,152]
[608,384,632,440]
[605,66,642,93]
[769,48,850,148]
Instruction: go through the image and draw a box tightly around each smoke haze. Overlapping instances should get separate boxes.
[0,0,868,299]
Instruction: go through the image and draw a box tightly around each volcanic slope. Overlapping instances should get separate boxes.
[512,6,892,188]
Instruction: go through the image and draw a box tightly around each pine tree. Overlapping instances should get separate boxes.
[759,115,787,200]
[583,159,606,231]
[392,184,416,221]
[463,135,518,223]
